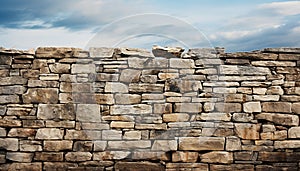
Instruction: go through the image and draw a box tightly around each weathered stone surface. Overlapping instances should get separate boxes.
[253,95,280,101]
[252,61,296,66]
[44,140,73,151]
[166,163,209,170]
[0,77,27,85]
[0,119,22,127]
[256,113,299,126]
[174,103,202,113]
[36,47,79,58]
[76,104,100,122]
[65,130,102,140]
[115,94,141,104]
[89,47,114,57]
[1,163,42,171]
[8,128,36,137]
[93,141,107,151]
[110,104,152,115]
[135,123,167,130]
[0,55,12,65]
[262,102,292,113]
[0,95,20,104]
[151,140,177,151]
[34,152,63,161]
[129,83,164,93]
[123,131,141,140]
[65,152,92,161]
[37,104,75,120]
[71,64,95,73]
[152,45,184,58]
[288,127,300,138]
[266,86,284,95]
[170,59,195,68]
[234,123,260,140]
[95,94,115,104]
[163,113,190,122]
[226,136,242,151]
[6,152,33,162]
[120,69,141,83]
[292,102,300,114]
[220,65,270,75]
[179,137,225,151]
[105,82,128,93]
[115,162,164,171]
[0,86,26,95]
[132,152,169,161]
[23,88,58,103]
[172,151,198,162]
[197,113,231,121]
[0,138,18,151]
[93,151,131,160]
[200,151,233,164]
[102,130,122,140]
[108,140,151,150]
[243,102,261,113]
[110,121,134,129]
[274,140,300,149]
[215,103,242,113]
[35,128,64,140]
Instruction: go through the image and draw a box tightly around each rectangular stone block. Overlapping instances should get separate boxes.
[0,138,18,151]
[110,104,152,115]
[174,103,202,113]
[151,140,177,151]
[0,95,20,104]
[170,59,195,68]
[0,86,26,95]
[34,152,64,161]
[20,140,42,152]
[115,94,141,104]
[108,140,151,150]
[251,61,296,66]
[76,104,100,122]
[36,47,79,58]
[37,104,75,120]
[179,137,225,151]
[110,121,134,129]
[262,102,292,113]
[102,130,122,140]
[44,140,73,151]
[71,64,95,73]
[0,77,27,85]
[215,103,242,113]
[219,65,270,75]
[234,123,260,140]
[65,130,102,140]
[6,152,33,162]
[129,83,164,93]
[22,88,58,104]
[274,140,300,149]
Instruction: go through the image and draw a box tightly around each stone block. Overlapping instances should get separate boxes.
[73,141,93,151]
[135,123,167,130]
[266,86,284,95]
[115,94,141,104]
[102,130,122,140]
[253,95,279,101]
[65,152,92,161]
[197,113,231,121]
[0,119,22,127]
[179,137,225,151]
[65,130,102,140]
[132,152,169,161]
[93,141,107,151]
[292,102,300,114]
[0,95,20,104]
[256,113,299,126]
[8,128,36,138]
[37,104,75,120]
[89,47,114,57]
[2,163,42,171]
[110,104,152,115]
[0,77,27,85]
[110,121,134,129]
[154,103,172,114]
[262,102,292,113]
[108,140,151,150]
[36,47,79,58]
[288,127,300,138]
[44,140,73,151]
[71,64,95,73]
[174,103,202,113]
[226,136,242,151]
[274,140,300,149]
[232,113,254,122]
[76,104,100,122]
[172,151,198,162]
[34,152,64,161]
[23,88,58,104]
[0,86,26,95]
[35,128,64,140]
[243,102,261,113]
[123,131,141,140]
[120,69,141,83]
[219,65,270,75]
[0,55,12,65]
[105,82,128,93]
[95,94,115,104]
[163,113,190,122]
[170,59,195,68]
[151,140,177,151]
[215,103,242,113]
[252,61,296,66]
[234,123,260,140]
[6,152,33,162]
[0,138,18,151]
[200,151,233,164]
[93,151,131,160]
[129,83,164,93]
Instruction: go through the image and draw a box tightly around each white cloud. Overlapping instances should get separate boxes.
[259,1,300,15]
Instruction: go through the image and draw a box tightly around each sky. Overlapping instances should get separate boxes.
[1,0,300,52]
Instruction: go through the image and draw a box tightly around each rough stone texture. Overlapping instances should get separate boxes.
[1,47,300,170]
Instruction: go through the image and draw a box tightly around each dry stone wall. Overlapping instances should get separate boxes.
[0,46,300,170]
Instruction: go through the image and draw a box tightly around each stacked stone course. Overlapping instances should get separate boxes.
[0,46,299,170]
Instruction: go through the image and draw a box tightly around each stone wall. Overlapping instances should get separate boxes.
[0,46,300,171]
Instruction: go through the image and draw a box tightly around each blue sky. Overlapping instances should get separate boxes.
[1,0,300,52]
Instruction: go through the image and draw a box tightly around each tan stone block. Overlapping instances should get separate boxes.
[266,86,284,95]
[288,127,300,138]
[274,140,300,149]
[22,88,58,103]
[8,128,36,138]
[200,151,233,164]
[256,113,299,126]
[215,103,241,113]
[6,152,33,162]
[174,103,202,113]
[262,102,292,113]
[93,151,131,160]
[35,128,64,140]
[65,152,92,161]
[151,140,177,151]
[226,136,242,151]
[123,131,141,140]
[44,140,73,151]
[243,102,261,113]
[292,102,300,114]
[34,152,64,161]
[234,123,260,140]
[110,121,134,129]
[115,162,164,171]
[120,69,141,83]
[163,113,190,122]
[197,113,231,121]
[179,137,225,151]
[108,140,151,150]
[172,151,199,162]
[132,152,170,161]
[115,94,141,104]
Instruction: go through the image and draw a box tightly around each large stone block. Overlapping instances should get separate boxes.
[0,55,12,65]
[95,94,115,104]
[200,151,233,164]
[234,123,260,140]
[288,127,300,138]
[34,152,63,161]
[151,140,177,151]
[110,104,152,115]
[179,137,225,151]
[256,113,299,126]
[243,102,261,113]
[65,130,102,140]
[262,102,292,113]
[35,128,64,140]
[105,82,128,93]
[36,47,79,58]
[37,104,75,120]
[219,65,270,75]
[170,59,195,68]
[76,104,100,122]
[65,152,92,161]
[172,151,198,162]
[292,102,300,114]
[174,103,202,113]
[215,103,242,113]
[8,128,36,138]
[23,88,58,104]
[44,140,73,151]
[71,64,95,74]
[108,140,151,150]
[89,47,114,57]
[274,140,300,149]
[115,94,141,104]
[0,95,20,104]
[0,86,26,95]
[0,77,27,85]
[0,138,18,151]
[120,69,141,83]
[129,83,164,93]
